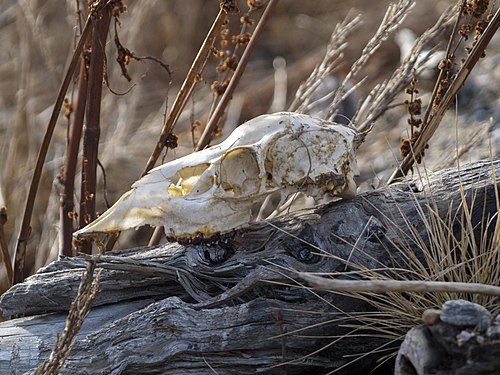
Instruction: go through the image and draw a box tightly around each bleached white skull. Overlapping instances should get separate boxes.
[74,112,359,239]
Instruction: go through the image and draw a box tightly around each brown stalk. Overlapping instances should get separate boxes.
[12,16,93,285]
[389,6,500,183]
[78,5,113,255]
[141,6,227,177]
[60,39,91,257]
[195,0,280,151]
[421,0,465,127]
[0,206,13,287]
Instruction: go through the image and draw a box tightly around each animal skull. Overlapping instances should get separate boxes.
[74,112,359,239]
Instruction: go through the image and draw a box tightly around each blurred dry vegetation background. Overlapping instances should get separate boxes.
[0,0,498,293]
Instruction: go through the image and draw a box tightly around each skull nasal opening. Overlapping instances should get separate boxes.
[167,163,212,197]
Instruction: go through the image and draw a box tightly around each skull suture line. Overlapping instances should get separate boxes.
[74,112,359,239]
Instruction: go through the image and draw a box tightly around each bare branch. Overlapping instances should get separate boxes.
[300,273,500,296]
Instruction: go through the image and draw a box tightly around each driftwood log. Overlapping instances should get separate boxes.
[0,159,499,374]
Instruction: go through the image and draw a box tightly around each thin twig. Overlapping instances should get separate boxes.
[422,0,465,126]
[300,273,500,296]
[13,14,93,284]
[195,0,280,151]
[148,226,165,247]
[0,206,13,287]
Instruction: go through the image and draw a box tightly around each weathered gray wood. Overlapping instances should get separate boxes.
[0,299,153,374]
[63,296,386,374]
[0,244,190,317]
[0,159,498,373]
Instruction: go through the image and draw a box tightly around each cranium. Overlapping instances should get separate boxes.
[74,112,359,239]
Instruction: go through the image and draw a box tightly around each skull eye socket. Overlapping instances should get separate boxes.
[219,147,260,197]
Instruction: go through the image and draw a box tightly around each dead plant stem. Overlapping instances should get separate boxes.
[195,0,280,151]
[301,273,500,296]
[13,15,92,284]
[0,207,12,287]
[422,0,464,126]
[78,4,112,255]
[141,7,227,176]
[389,6,500,182]
[60,38,91,256]
[35,259,100,374]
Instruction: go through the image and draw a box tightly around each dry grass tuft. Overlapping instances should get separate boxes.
[297,159,500,370]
